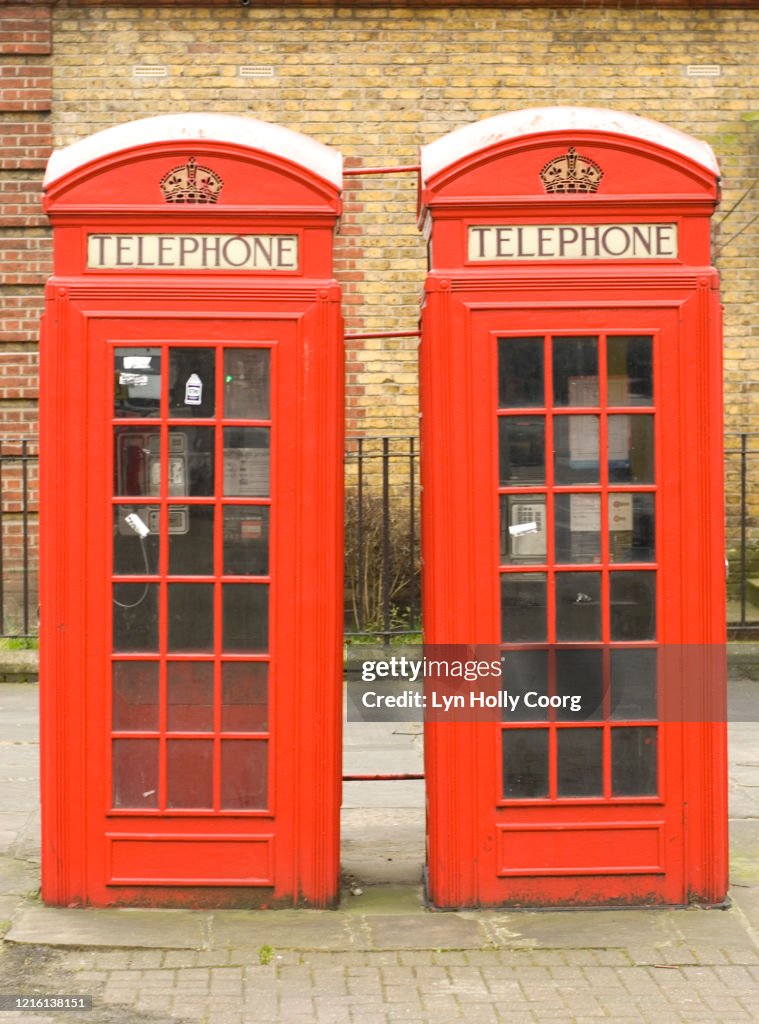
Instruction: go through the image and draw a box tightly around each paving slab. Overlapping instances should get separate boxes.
[6,905,207,949]
[366,912,488,950]
[210,909,362,951]
[483,908,678,950]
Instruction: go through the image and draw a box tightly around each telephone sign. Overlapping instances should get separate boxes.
[40,115,344,908]
[419,108,727,909]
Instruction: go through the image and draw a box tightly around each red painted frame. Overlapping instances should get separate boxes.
[419,112,727,909]
[40,119,344,908]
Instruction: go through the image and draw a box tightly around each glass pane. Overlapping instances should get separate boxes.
[555,649,604,720]
[500,495,546,564]
[168,583,214,652]
[612,727,657,796]
[112,739,158,808]
[113,505,159,575]
[607,336,653,407]
[167,662,214,732]
[499,417,545,485]
[554,493,601,564]
[114,347,161,419]
[169,348,215,418]
[554,416,599,484]
[166,740,213,808]
[552,336,598,406]
[224,506,269,576]
[222,662,269,732]
[221,740,268,809]
[169,505,214,576]
[608,415,654,483]
[168,427,215,497]
[609,493,655,563]
[112,662,159,731]
[502,728,549,798]
[556,572,601,642]
[498,337,544,408]
[611,648,658,720]
[557,728,603,797]
[113,583,158,652]
[501,573,547,643]
[223,584,269,653]
[501,650,548,721]
[223,428,270,497]
[610,572,656,641]
[114,428,160,497]
[224,349,271,420]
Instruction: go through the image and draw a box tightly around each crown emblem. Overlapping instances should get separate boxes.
[539,147,603,194]
[159,156,223,204]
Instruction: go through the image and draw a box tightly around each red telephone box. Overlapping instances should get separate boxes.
[419,108,727,908]
[40,114,343,907]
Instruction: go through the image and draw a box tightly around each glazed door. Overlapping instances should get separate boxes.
[463,305,692,907]
[81,314,331,904]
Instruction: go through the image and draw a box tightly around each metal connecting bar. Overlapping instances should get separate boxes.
[344,331,421,341]
[343,773,425,781]
[343,165,421,177]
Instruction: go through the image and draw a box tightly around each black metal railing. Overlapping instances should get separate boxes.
[0,439,39,639]
[0,434,757,640]
[344,436,421,643]
[726,432,759,636]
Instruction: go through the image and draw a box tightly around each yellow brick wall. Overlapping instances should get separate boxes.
[51,3,758,526]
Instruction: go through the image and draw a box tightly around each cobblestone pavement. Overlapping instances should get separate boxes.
[2,940,759,1024]
[1,680,759,1023]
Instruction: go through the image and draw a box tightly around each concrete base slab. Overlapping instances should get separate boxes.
[6,905,207,950]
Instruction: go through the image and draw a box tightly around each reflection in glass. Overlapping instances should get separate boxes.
[607,336,653,406]
[555,572,601,641]
[224,428,270,497]
[557,728,603,796]
[609,493,655,563]
[556,649,604,720]
[499,417,545,485]
[221,740,268,809]
[168,427,214,496]
[169,505,214,576]
[112,739,158,808]
[610,572,656,641]
[167,662,214,732]
[552,336,598,407]
[224,506,269,575]
[498,338,544,408]
[113,506,159,575]
[224,349,271,420]
[167,740,213,808]
[114,428,160,497]
[554,415,599,484]
[223,584,269,652]
[114,348,161,419]
[169,348,215,418]
[611,648,658,720]
[113,583,158,652]
[168,583,214,651]
[112,662,159,731]
[608,415,654,483]
[500,495,546,564]
[612,727,657,795]
[501,649,548,721]
[502,728,549,798]
[501,573,547,643]
[554,494,600,564]
[222,662,268,732]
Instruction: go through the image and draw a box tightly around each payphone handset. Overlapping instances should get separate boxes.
[116,431,190,536]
